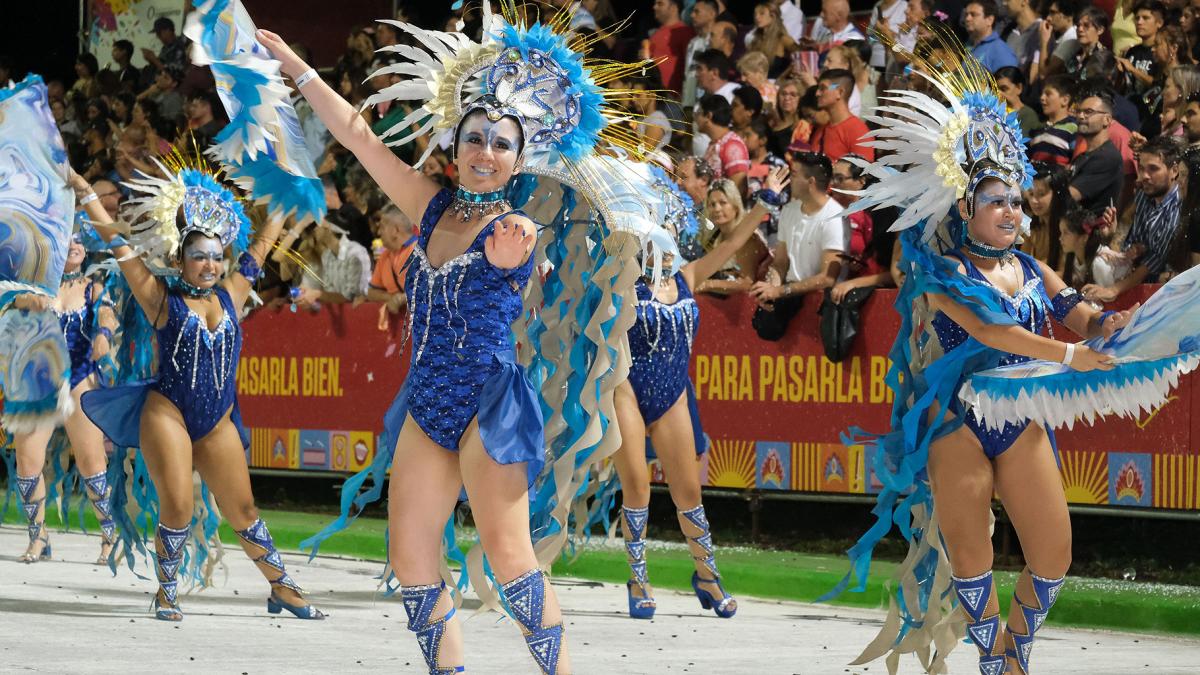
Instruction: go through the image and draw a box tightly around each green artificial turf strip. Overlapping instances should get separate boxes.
[6,504,1198,635]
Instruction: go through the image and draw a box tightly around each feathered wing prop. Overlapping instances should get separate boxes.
[184,0,326,224]
[963,266,1200,429]
[0,75,75,432]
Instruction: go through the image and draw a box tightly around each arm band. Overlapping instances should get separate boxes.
[238,251,263,283]
[1049,287,1084,323]
[294,69,318,88]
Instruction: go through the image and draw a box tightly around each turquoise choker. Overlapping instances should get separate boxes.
[61,270,83,283]
[449,186,510,222]
[965,232,1016,266]
[178,278,215,299]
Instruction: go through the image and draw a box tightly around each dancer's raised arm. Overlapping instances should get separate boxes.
[68,170,167,326]
[255,29,441,224]
[223,215,287,311]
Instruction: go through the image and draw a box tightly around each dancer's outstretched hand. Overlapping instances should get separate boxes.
[256,29,309,80]
[1068,344,1114,372]
[12,293,52,312]
[764,165,790,195]
[485,217,535,270]
[1101,302,1139,339]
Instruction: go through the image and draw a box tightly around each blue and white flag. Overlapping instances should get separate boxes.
[185,0,325,224]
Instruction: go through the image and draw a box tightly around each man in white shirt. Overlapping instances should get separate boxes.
[691,49,739,156]
[750,152,847,340]
[806,0,866,48]
[682,0,718,107]
[868,0,908,69]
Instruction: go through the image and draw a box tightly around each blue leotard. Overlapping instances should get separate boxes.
[380,189,544,485]
[58,282,96,389]
[82,286,247,447]
[627,272,706,456]
[929,251,1053,458]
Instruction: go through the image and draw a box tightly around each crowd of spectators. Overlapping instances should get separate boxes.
[12,0,1200,344]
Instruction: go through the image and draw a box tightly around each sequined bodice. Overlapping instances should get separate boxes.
[153,287,241,422]
[57,282,94,368]
[400,189,535,449]
[406,189,533,368]
[627,273,699,418]
[930,252,1047,367]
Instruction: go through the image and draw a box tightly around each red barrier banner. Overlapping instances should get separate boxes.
[236,290,1200,512]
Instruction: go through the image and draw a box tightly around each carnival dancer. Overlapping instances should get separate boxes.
[264,1,675,670]
[75,162,324,622]
[9,219,119,565]
[612,166,788,620]
[821,30,1141,675]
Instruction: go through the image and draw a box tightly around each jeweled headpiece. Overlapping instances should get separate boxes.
[839,24,1035,240]
[123,153,252,260]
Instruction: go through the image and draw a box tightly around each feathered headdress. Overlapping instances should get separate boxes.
[841,25,1035,240]
[362,1,679,271]
[122,152,253,261]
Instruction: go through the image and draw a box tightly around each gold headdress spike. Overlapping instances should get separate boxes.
[877,21,1001,106]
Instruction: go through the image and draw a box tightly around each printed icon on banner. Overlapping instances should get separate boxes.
[846,444,867,494]
[756,442,789,490]
[330,432,350,471]
[1108,453,1151,507]
[821,445,849,492]
[706,439,755,489]
[254,428,298,469]
[1061,450,1109,505]
[349,431,375,472]
[299,430,331,470]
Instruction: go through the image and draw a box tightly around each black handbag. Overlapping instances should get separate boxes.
[818,285,875,363]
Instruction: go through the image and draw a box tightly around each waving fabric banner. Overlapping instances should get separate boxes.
[0,74,74,431]
[184,0,325,224]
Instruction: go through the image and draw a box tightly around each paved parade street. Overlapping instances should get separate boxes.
[1,526,1197,674]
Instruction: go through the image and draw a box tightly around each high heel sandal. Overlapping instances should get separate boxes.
[83,471,116,566]
[153,523,189,622]
[16,474,51,563]
[237,518,325,620]
[401,581,465,674]
[679,505,737,619]
[621,505,656,619]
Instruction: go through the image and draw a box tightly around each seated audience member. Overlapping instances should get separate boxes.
[291,222,373,307]
[964,0,1019,73]
[1083,137,1184,302]
[697,93,751,195]
[738,51,778,111]
[768,78,805,157]
[808,69,873,162]
[1027,75,1077,166]
[995,66,1040,138]
[696,179,771,295]
[732,85,765,139]
[367,204,418,314]
[1068,89,1124,215]
[828,155,897,303]
[751,151,846,340]
[1022,162,1073,270]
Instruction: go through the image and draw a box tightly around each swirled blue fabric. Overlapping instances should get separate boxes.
[819,218,1048,640]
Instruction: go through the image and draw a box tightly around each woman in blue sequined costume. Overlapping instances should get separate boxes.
[8,226,119,565]
[822,34,1139,675]
[258,26,572,674]
[72,166,324,623]
[614,167,789,622]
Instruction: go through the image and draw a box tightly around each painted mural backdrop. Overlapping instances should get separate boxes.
[236,288,1200,512]
[88,0,187,71]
